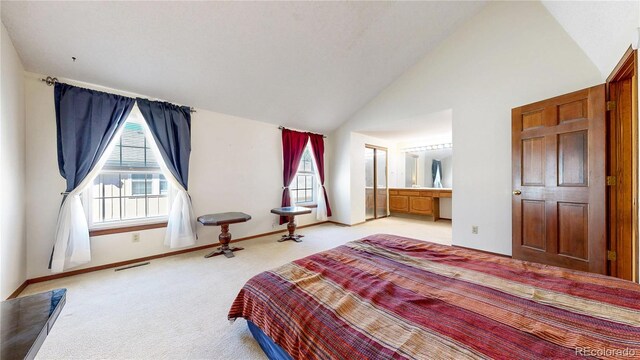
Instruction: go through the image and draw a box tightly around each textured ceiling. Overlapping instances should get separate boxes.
[1,1,485,133]
[542,0,639,80]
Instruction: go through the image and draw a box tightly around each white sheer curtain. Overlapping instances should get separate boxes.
[433,166,443,188]
[164,186,197,248]
[51,124,127,273]
[310,146,328,220]
[137,106,197,248]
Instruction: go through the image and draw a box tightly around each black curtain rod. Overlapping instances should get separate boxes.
[39,76,197,113]
[278,126,327,138]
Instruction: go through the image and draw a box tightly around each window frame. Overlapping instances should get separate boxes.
[290,144,317,206]
[83,114,171,232]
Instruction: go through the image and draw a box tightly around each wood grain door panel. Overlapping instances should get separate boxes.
[558,131,588,187]
[521,200,546,251]
[522,137,545,186]
[558,99,587,123]
[512,85,606,274]
[522,110,544,130]
[557,202,589,260]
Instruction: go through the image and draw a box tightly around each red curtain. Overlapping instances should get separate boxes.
[280,129,310,224]
[308,133,332,217]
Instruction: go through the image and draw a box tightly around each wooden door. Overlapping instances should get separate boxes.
[512,85,606,274]
[607,48,638,281]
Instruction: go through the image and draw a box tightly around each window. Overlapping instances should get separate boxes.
[291,145,316,205]
[87,118,170,227]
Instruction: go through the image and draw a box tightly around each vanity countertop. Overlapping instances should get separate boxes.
[390,187,452,191]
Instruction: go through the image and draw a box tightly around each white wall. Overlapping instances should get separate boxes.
[25,73,328,278]
[329,1,602,255]
[327,128,351,225]
[1,22,27,298]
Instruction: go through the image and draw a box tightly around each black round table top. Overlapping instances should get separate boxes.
[270,206,312,216]
[197,212,252,226]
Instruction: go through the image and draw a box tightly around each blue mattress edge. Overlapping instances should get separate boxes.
[247,320,292,360]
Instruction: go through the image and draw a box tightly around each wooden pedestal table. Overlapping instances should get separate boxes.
[197,212,252,258]
[270,206,312,242]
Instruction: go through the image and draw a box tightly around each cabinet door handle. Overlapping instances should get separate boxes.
[513,190,522,195]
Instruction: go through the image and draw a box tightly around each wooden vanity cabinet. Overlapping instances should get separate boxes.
[410,196,433,215]
[389,188,451,221]
[389,194,409,212]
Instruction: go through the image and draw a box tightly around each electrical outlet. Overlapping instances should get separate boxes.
[132,233,140,242]
[471,226,478,235]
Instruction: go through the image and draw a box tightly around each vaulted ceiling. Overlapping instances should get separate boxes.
[541,0,639,80]
[2,1,638,133]
[0,1,485,133]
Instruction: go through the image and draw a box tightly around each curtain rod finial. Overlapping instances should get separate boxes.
[40,76,58,86]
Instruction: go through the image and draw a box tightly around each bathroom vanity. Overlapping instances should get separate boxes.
[388,188,452,221]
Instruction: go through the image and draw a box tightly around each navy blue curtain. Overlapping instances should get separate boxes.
[136,98,192,189]
[55,83,135,192]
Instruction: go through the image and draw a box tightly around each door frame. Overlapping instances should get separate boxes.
[606,46,639,282]
[365,144,389,220]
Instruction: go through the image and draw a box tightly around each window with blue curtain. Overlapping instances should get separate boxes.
[88,118,170,226]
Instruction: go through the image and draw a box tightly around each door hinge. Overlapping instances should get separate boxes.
[606,176,617,186]
[607,250,617,261]
[606,101,616,111]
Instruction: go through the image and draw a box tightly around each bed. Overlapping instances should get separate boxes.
[228,234,640,359]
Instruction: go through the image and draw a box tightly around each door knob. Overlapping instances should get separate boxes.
[513,190,522,195]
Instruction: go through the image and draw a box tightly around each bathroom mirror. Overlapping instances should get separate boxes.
[404,147,452,188]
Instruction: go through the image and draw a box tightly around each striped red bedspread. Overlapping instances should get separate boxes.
[228,234,640,359]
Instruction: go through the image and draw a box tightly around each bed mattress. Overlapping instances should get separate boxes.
[229,234,640,359]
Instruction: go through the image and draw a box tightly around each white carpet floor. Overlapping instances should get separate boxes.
[20,217,452,360]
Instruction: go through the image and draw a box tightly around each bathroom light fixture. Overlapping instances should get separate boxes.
[402,143,452,153]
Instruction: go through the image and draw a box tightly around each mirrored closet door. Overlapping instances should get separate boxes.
[365,145,388,220]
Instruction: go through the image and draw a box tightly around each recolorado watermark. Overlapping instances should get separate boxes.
[575,347,637,358]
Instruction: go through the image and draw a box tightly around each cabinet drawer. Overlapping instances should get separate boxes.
[438,191,452,198]
[410,197,433,215]
[389,190,398,195]
[397,190,418,196]
[389,195,409,212]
